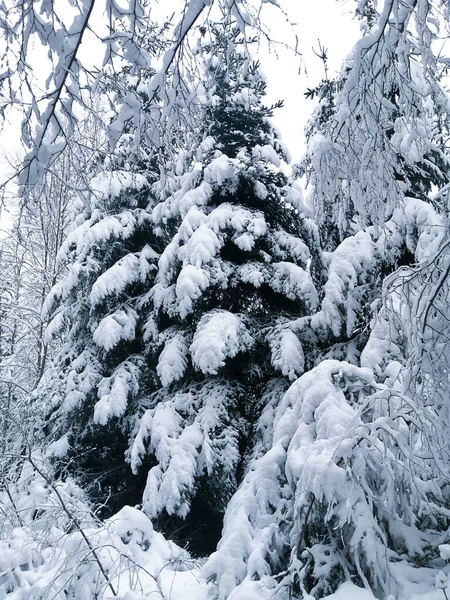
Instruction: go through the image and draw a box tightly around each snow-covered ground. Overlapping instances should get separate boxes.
[1,482,449,600]
[160,573,449,600]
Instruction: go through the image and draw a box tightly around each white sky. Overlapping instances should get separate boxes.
[260,0,360,162]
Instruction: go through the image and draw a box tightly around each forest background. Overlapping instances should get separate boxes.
[1,1,450,600]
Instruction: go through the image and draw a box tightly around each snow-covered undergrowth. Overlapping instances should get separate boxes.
[0,459,207,600]
[1,504,449,600]
[0,517,207,600]
[1,458,450,600]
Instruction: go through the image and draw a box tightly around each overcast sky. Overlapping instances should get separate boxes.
[260,0,360,162]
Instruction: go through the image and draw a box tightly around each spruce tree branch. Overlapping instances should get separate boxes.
[295,492,315,560]
[421,260,450,337]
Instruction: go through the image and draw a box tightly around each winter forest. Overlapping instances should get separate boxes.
[2,0,450,598]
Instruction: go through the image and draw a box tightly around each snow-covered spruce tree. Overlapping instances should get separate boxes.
[40,64,165,516]
[126,25,324,555]
[204,4,450,600]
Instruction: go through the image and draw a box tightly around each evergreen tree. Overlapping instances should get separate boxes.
[40,24,324,554]
[41,63,164,516]
[127,25,324,555]
[204,4,450,600]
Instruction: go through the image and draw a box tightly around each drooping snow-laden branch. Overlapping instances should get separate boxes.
[0,0,286,197]
[300,0,450,244]
[17,0,97,191]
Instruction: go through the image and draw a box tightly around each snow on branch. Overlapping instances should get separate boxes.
[2,0,289,199]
